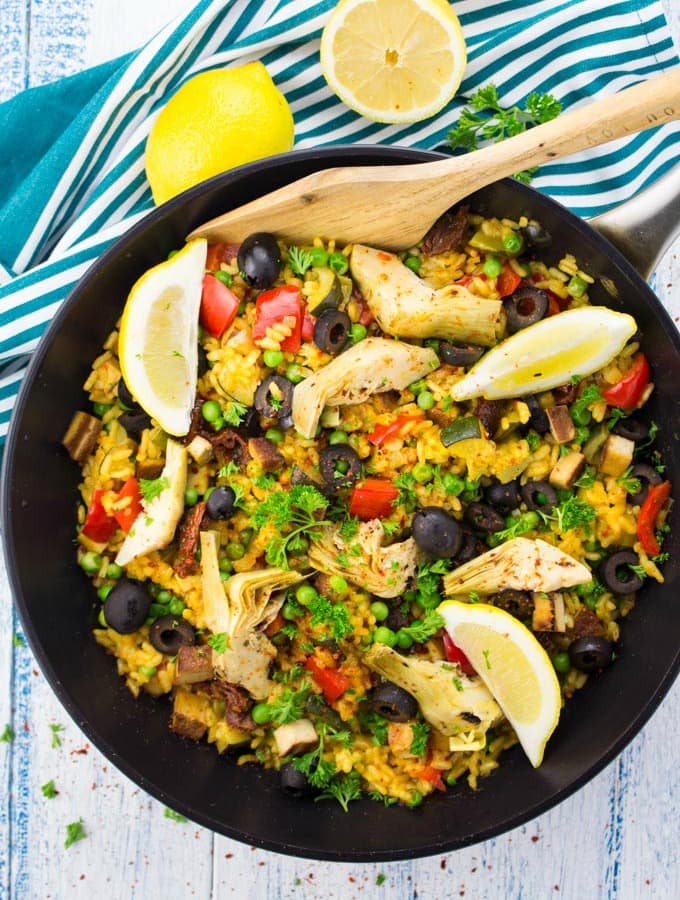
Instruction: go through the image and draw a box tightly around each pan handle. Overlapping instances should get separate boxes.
[588,163,680,281]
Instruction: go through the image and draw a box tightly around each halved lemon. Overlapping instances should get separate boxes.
[118,239,207,436]
[451,306,637,400]
[320,0,467,124]
[438,600,562,767]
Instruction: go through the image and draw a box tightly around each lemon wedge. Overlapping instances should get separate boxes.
[438,600,562,767]
[118,239,207,436]
[320,0,467,124]
[451,306,637,400]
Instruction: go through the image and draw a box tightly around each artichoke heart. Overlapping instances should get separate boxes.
[200,531,303,698]
[364,644,502,748]
[443,537,592,596]
[350,244,504,346]
[308,519,418,598]
[291,337,438,439]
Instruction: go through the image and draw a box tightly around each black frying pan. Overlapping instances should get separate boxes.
[2,146,680,861]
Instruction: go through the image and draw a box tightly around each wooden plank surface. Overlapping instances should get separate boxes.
[1,2,679,898]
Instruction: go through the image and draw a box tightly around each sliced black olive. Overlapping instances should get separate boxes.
[524,394,550,434]
[484,479,522,511]
[278,413,295,431]
[318,444,362,490]
[206,486,237,520]
[600,550,644,594]
[149,615,196,655]
[254,374,293,419]
[568,635,614,672]
[464,502,505,533]
[241,407,263,438]
[369,682,418,722]
[521,480,558,512]
[504,287,549,333]
[439,341,485,367]
[627,463,663,506]
[197,346,209,378]
[474,399,504,439]
[117,378,137,410]
[314,309,351,355]
[611,418,649,443]
[237,232,281,289]
[412,506,463,558]
[280,762,314,798]
[522,221,552,249]
[118,409,152,440]
[103,579,151,634]
[453,529,486,564]
[490,589,533,618]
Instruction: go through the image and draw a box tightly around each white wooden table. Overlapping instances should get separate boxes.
[1,2,679,898]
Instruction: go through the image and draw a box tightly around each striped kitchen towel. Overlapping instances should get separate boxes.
[1,0,678,447]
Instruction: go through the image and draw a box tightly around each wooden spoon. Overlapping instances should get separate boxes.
[189,68,680,250]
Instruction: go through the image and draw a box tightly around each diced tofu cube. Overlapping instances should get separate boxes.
[174,645,214,686]
[187,435,213,465]
[549,452,586,489]
[599,434,635,477]
[169,688,213,741]
[273,719,318,757]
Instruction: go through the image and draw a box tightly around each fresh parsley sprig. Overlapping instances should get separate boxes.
[139,476,169,502]
[287,246,314,276]
[251,485,329,569]
[268,682,311,725]
[399,610,446,644]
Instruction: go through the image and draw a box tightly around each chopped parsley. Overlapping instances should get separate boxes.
[452,677,464,692]
[316,770,363,813]
[207,632,228,654]
[526,431,541,452]
[409,722,430,756]
[268,683,311,725]
[307,592,352,642]
[575,468,596,489]
[482,649,491,670]
[369,791,399,807]
[399,610,446,644]
[13,634,25,647]
[164,807,188,823]
[50,723,65,748]
[339,516,360,541]
[251,485,329,569]
[287,245,314,276]
[358,709,389,746]
[617,468,642,494]
[253,473,276,490]
[64,819,86,849]
[570,384,603,424]
[376,874,387,886]
[1,724,14,743]
[41,780,58,799]
[223,400,248,427]
[382,521,400,538]
[552,496,597,533]
[273,664,304,683]
[218,461,240,478]
[392,472,418,512]
[628,563,647,579]
[139,476,169,502]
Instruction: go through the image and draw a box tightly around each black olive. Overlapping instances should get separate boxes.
[237,232,281,289]
[464,502,506,533]
[627,463,663,506]
[521,480,558,512]
[412,506,463,558]
[522,221,552,249]
[205,486,237,520]
[318,444,362,490]
[611,418,649,443]
[453,529,486,564]
[369,682,418,722]
[280,762,314,798]
[523,394,550,434]
[314,309,351,355]
[278,413,295,431]
[103,579,151,634]
[118,409,152,439]
[254,374,293,419]
[439,341,485,367]
[600,550,644,594]
[490,589,533,618]
[504,287,549,333]
[385,604,410,633]
[568,635,614,672]
[117,378,137,410]
[149,615,196,655]
[241,407,263,438]
[197,346,209,378]
[484,479,522,511]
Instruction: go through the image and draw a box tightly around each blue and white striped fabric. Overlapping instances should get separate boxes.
[1,0,678,447]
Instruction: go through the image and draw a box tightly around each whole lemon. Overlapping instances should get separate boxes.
[145,62,294,205]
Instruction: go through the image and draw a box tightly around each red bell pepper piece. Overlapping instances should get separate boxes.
[367,415,423,447]
[252,285,302,352]
[637,480,671,556]
[82,489,117,543]
[356,299,374,327]
[546,292,561,317]
[200,274,240,338]
[415,765,446,792]
[496,265,522,298]
[304,657,351,704]
[602,354,650,409]
[206,242,240,271]
[442,631,476,676]
[349,479,399,520]
[300,304,315,342]
[111,477,143,533]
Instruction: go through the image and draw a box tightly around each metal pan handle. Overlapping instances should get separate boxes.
[588,163,680,280]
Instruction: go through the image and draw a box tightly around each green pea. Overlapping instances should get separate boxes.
[148,603,166,619]
[79,551,102,574]
[296,584,318,606]
[265,428,284,444]
[445,775,458,787]
[309,246,329,268]
[138,665,157,679]
[157,590,173,605]
[328,430,349,445]
[370,601,390,622]
[407,790,423,807]
[417,391,435,410]
[403,590,418,603]
[98,608,108,628]
[350,323,367,343]
[168,599,185,616]
[329,574,349,596]
[225,542,245,560]
[417,592,441,611]
[502,232,524,254]
[282,601,302,620]
[219,571,230,582]
[212,417,225,432]
[518,511,540,530]
[251,703,272,725]
[396,630,413,650]
[412,462,434,484]
[567,274,588,298]
[403,255,421,274]
[263,349,284,368]
[483,256,503,278]
[201,400,222,423]
[441,473,465,496]
[328,251,349,275]
[97,584,113,601]
[409,378,427,394]
[184,487,199,506]
[334,459,350,475]
[285,364,307,384]
[218,557,233,574]
[106,563,123,580]
[213,269,233,287]
[553,652,571,674]
[373,626,397,647]
[93,401,111,418]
